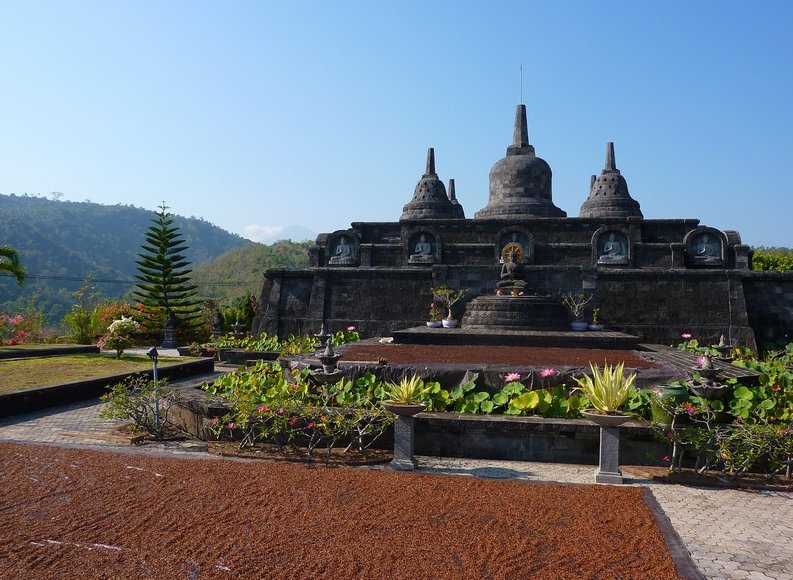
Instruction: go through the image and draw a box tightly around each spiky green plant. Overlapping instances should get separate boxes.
[573,361,636,413]
[383,374,428,405]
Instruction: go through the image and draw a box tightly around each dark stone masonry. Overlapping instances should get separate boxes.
[253,104,789,350]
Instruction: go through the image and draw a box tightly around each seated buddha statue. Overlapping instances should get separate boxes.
[496,250,528,292]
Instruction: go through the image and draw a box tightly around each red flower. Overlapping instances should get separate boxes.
[662,455,671,462]
[306,422,314,429]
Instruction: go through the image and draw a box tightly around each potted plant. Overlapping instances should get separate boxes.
[426,302,443,328]
[382,374,429,416]
[431,285,468,328]
[561,292,592,331]
[588,307,604,331]
[573,361,637,427]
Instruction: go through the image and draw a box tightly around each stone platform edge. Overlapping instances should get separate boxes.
[0,345,100,360]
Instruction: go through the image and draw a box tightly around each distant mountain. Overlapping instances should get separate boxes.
[242,223,317,245]
[0,194,248,323]
[191,240,311,305]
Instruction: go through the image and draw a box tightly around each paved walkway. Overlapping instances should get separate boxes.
[1,400,791,579]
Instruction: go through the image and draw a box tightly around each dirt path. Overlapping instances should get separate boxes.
[0,442,681,579]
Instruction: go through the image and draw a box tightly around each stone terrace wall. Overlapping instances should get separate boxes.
[742,271,793,349]
[593,269,755,349]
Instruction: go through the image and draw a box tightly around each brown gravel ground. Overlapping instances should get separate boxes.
[0,442,680,579]
[339,344,657,368]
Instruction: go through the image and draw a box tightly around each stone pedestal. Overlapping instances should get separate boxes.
[595,426,623,484]
[390,416,418,471]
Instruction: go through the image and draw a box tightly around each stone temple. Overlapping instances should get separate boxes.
[253,104,785,350]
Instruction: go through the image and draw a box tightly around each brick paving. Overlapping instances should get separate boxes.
[0,399,791,579]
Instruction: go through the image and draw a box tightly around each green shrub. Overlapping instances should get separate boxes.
[751,247,793,271]
[100,375,176,437]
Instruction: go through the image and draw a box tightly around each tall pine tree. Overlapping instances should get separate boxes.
[133,204,201,331]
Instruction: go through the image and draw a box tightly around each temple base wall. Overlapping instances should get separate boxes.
[250,267,792,351]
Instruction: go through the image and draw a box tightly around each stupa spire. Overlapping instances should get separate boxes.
[425,147,436,176]
[448,178,456,201]
[605,142,617,171]
[513,104,529,147]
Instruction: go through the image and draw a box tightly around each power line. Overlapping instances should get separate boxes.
[0,272,260,287]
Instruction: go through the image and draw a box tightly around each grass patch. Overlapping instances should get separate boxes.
[0,354,185,395]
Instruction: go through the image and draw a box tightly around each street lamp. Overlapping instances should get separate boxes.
[147,347,161,434]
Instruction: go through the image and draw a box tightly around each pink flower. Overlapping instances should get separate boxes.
[662,455,671,463]
[209,418,219,427]
[681,333,692,339]
[540,368,557,378]
[695,356,706,368]
[504,372,521,383]
[257,405,265,413]
[347,325,356,331]
[227,422,235,429]
[306,422,314,429]
[682,403,697,415]
[288,417,298,427]
[277,407,284,415]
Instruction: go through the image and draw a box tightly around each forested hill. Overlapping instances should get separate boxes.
[0,194,248,322]
[191,240,311,305]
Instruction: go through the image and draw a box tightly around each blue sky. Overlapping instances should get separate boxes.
[1,1,791,246]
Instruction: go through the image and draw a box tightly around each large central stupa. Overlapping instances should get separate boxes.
[475,105,565,219]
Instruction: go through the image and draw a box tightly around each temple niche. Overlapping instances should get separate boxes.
[595,229,630,266]
[685,228,726,267]
[407,232,437,264]
[253,103,759,349]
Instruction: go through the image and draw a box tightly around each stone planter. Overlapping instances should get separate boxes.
[588,324,604,331]
[570,321,589,331]
[442,319,459,328]
[581,410,630,484]
[581,410,631,428]
[426,321,442,328]
[382,402,427,416]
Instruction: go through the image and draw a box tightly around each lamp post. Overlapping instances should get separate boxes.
[147,347,160,434]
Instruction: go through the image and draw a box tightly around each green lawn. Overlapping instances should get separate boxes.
[0,354,186,394]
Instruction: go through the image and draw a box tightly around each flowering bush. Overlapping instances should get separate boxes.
[429,303,442,322]
[203,363,392,455]
[97,316,141,358]
[0,311,43,345]
[97,302,145,332]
